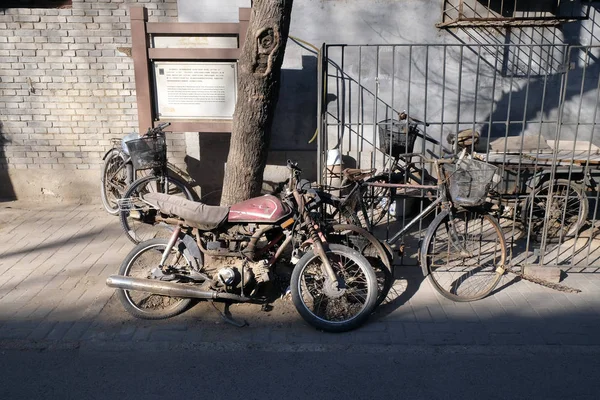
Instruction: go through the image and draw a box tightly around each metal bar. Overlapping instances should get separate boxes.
[471,45,482,154]
[441,46,447,159]
[454,46,463,155]
[386,197,444,245]
[316,44,324,185]
[373,45,381,233]
[540,44,571,264]
[583,47,600,266]
[358,46,363,168]
[418,45,430,237]
[404,44,414,237]
[563,47,589,266]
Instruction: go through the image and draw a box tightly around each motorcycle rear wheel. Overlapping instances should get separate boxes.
[291,244,378,333]
[116,238,194,320]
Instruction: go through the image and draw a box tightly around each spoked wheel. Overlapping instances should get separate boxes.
[326,224,393,307]
[116,238,195,320]
[101,149,128,215]
[421,208,506,302]
[521,179,588,241]
[359,175,394,229]
[320,202,362,227]
[291,244,378,332]
[119,175,193,244]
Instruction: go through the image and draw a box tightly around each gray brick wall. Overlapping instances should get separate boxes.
[0,0,181,197]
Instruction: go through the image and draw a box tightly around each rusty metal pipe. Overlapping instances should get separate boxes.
[106,275,250,302]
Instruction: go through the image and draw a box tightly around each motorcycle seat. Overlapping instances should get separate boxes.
[143,192,229,230]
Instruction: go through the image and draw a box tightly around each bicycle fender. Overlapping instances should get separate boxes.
[331,224,392,271]
[419,209,450,277]
[102,147,122,161]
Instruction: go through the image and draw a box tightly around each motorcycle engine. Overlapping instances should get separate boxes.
[201,225,275,291]
[206,258,271,291]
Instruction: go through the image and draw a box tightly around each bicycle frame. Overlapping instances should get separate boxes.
[359,153,457,247]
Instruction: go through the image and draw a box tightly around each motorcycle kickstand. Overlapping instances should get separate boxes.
[210,301,248,328]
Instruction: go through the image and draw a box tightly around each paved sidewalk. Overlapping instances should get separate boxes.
[1,199,600,350]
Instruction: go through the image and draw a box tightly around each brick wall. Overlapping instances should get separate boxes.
[0,0,182,201]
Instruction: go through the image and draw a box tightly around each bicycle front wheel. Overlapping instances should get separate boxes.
[101,149,128,215]
[119,175,193,244]
[421,208,506,302]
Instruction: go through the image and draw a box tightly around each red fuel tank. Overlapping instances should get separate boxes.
[228,194,291,223]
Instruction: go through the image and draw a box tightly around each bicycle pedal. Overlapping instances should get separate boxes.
[129,210,141,220]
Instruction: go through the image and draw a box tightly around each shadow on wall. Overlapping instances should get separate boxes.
[184,53,319,204]
[271,55,318,151]
[450,4,600,140]
[0,122,16,202]
[184,133,231,206]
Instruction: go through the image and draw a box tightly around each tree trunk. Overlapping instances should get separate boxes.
[220,0,293,206]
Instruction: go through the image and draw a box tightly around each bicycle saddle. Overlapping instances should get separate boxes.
[447,129,480,148]
[143,192,229,230]
[342,168,376,182]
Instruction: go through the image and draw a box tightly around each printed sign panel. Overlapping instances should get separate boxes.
[154,62,237,119]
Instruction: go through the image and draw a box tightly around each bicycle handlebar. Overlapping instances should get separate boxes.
[144,122,171,136]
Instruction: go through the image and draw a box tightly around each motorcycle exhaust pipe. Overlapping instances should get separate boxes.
[106,275,250,302]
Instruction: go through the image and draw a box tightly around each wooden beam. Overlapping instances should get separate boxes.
[148,48,240,60]
[239,8,251,50]
[147,22,240,35]
[130,7,154,133]
[156,120,233,133]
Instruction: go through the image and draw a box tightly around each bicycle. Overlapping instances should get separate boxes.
[369,151,507,301]
[101,123,193,215]
[323,113,441,232]
[323,112,507,301]
[102,122,194,244]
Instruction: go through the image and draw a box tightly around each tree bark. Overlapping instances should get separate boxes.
[220,0,293,206]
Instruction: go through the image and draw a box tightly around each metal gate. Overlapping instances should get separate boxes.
[317,43,600,268]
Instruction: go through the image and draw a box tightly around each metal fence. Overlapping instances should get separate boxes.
[317,42,600,269]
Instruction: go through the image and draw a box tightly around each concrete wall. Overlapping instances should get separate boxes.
[1,0,599,202]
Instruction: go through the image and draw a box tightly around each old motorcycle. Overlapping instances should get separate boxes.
[106,161,379,332]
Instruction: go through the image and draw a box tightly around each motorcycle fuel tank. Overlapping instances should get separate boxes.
[228,194,291,223]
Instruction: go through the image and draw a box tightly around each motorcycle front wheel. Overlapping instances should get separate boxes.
[291,244,378,333]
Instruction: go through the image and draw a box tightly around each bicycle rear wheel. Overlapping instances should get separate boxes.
[421,208,506,302]
[101,149,128,215]
[119,175,193,244]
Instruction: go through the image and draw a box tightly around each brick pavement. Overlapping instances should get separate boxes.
[1,199,600,350]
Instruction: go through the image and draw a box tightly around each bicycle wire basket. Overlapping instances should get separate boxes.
[378,119,418,158]
[444,158,499,206]
[125,135,167,170]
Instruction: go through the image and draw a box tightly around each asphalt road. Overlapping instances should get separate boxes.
[2,344,599,400]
